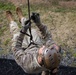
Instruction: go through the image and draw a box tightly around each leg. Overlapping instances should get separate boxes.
[16,7,30,47]
[6,11,20,35]
[16,7,27,27]
[6,11,20,49]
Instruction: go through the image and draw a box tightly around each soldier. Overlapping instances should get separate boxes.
[6,7,62,75]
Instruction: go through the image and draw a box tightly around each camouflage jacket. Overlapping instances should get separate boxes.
[11,25,55,73]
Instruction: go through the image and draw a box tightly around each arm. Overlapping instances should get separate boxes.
[11,23,31,68]
[12,33,25,54]
[12,32,42,73]
[36,23,55,47]
[31,13,55,47]
[12,32,26,65]
[11,22,29,54]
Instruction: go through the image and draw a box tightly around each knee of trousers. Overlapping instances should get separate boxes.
[10,21,20,34]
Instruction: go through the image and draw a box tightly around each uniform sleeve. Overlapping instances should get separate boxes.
[12,32,25,53]
[11,32,39,73]
[37,23,55,47]
[11,33,30,68]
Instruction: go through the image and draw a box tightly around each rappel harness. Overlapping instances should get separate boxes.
[23,0,38,49]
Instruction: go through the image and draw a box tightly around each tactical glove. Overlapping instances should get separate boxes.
[31,12,41,24]
[20,20,30,34]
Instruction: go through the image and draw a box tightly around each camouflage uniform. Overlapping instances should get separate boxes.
[10,17,55,73]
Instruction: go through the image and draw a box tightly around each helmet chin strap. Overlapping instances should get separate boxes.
[37,46,45,65]
[53,44,60,51]
[38,46,45,55]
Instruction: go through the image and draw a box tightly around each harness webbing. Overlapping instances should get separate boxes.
[27,0,33,43]
[22,0,38,49]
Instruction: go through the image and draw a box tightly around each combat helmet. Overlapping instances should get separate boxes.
[42,46,61,70]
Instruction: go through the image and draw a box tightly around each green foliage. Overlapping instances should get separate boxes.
[0,26,7,36]
[4,39,11,46]
[53,7,67,12]
[69,48,76,58]
[0,1,76,58]
[73,53,76,57]
[51,6,76,12]
[51,0,59,5]
[23,3,50,14]
[0,2,15,10]
[30,3,76,13]
[0,49,9,55]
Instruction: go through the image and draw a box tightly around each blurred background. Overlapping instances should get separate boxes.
[0,0,76,67]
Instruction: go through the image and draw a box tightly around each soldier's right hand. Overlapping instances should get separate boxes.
[31,12,41,24]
